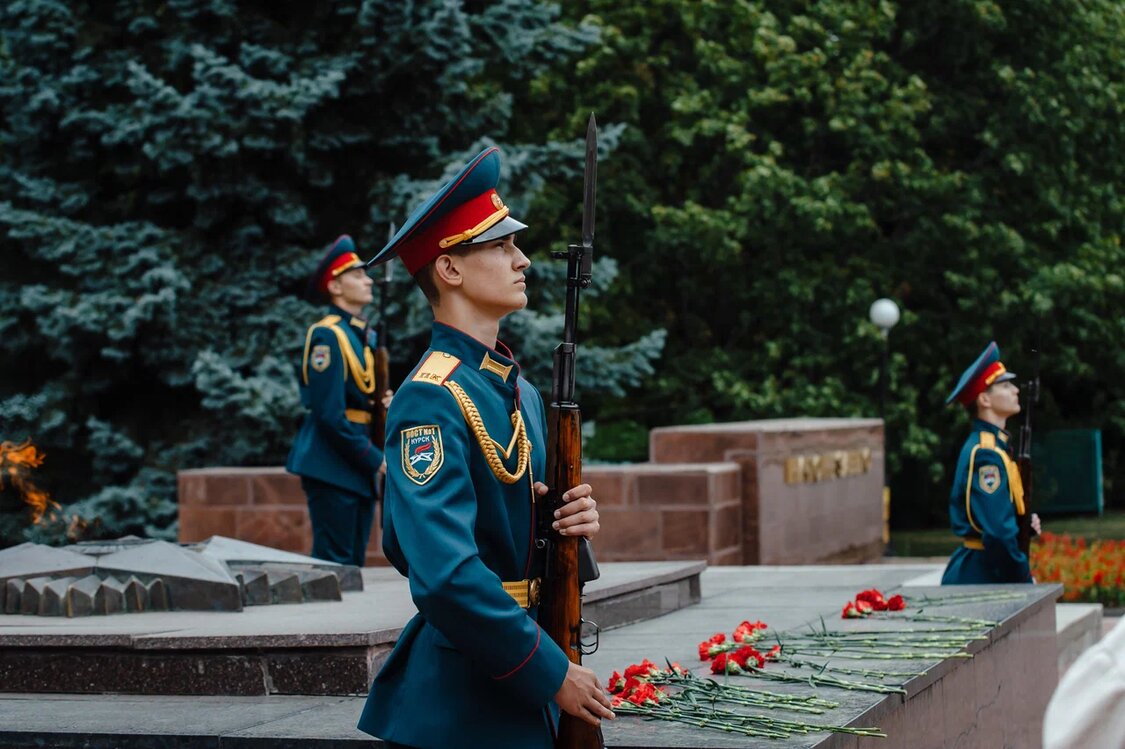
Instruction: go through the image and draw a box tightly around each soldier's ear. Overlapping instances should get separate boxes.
[976,389,992,412]
[432,254,464,290]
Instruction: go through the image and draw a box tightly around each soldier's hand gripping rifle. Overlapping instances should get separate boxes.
[537,114,604,749]
[1016,345,1040,555]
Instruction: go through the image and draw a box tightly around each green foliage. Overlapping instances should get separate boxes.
[522,0,1124,523]
[2,0,1121,543]
[0,0,662,546]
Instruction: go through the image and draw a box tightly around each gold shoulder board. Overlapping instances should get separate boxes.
[412,351,461,386]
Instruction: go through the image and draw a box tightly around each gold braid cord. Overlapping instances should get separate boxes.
[443,380,531,484]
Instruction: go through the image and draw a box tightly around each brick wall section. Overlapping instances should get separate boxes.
[177,467,388,566]
[582,463,743,565]
[650,418,884,565]
[177,418,883,568]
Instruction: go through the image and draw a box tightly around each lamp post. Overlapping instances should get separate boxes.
[869,298,900,553]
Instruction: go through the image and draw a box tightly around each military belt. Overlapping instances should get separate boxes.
[961,537,984,550]
[345,409,372,425]
[502,577,541,609]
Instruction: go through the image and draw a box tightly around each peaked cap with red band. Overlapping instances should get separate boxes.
[946,341,1018,406]
[306,234,366,301]
[366,147,527,276]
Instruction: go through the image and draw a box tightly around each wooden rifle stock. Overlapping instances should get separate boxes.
[372,345,390,450]
[541,404,603,749]
[371,226,395,453]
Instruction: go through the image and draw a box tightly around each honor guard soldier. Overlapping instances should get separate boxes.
[286,235,389,567]
[941,342,1041,585]
[356,148,613,749]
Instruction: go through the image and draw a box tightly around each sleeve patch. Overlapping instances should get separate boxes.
[978,464,1001,494]
[402,425,445,485]
[310,344,331,372]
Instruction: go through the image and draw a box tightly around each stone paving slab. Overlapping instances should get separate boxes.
[0,693,347,748]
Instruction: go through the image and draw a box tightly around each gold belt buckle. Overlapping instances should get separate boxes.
[502,578,542,608]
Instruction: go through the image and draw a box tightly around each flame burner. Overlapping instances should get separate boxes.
[0,536,362,617]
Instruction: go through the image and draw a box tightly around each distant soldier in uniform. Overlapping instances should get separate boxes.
[286,235,392,567]
[941,342,1041,584]
[356,148,613,749]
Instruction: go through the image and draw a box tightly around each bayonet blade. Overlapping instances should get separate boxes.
[582,113,597,250]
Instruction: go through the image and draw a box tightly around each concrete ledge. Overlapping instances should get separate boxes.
[1056,602,1103,676]
[0,561,704,697]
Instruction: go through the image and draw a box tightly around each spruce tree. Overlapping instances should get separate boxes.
[0,0,663,546]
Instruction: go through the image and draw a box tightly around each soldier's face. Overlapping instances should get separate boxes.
[331,267,374,307]
[983,381,1021,418]
[455,234,531,316]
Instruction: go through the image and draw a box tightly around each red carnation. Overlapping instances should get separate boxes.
[856,588,888,611]
[733,619,768,643]
[731,646,765,670]
[886,594,906,611]
[854,599,874,615]
[623,659,659,680]
[842,601,864,619]
[765,644,781,661]
[608,671,626,694]
[627,682,665,706]
[710,653,730,674]
[697,632,727,660]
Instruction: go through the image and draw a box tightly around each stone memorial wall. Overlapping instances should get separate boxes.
[178,418,884,566]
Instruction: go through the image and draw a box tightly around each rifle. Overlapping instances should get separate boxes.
[1016,345,1040,554]
[371,224,394,452]
[537,113,603,749]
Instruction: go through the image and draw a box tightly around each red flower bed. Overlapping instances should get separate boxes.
[1030,532,1125,607]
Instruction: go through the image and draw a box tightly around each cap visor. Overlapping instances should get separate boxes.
[995,371,1018,384]
[464,215,528,245]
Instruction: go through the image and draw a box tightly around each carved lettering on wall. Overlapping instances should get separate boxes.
[783,448,873,485]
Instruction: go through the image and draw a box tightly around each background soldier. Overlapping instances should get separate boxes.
[286,235,391,567]
[941,341,1041,584]
[357,149,612,748]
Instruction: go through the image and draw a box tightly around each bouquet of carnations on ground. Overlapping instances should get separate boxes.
[842,587,1025,619]
[696,619,916,694]
[606,658,886,740]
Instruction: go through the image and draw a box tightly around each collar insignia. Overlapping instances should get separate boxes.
[480,353,513,382]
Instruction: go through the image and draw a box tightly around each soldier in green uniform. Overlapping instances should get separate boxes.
[286,235,391,567]
[356,148,613,748]
[941,342,1041,584]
